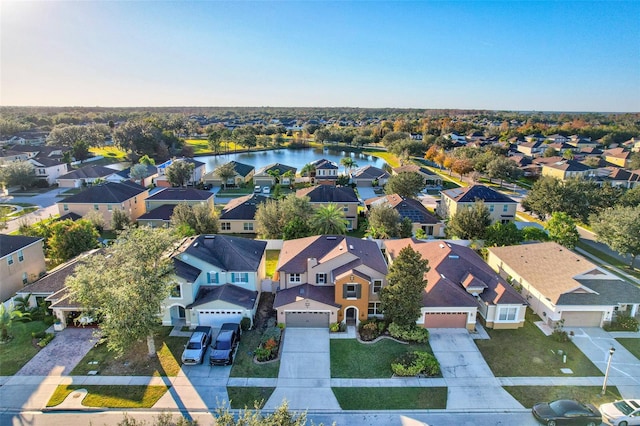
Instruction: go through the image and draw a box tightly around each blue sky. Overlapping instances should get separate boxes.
[2,1,639,111]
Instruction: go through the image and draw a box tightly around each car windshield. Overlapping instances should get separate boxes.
[186,342,201,349]
[549,400,585,415]
[613,401,635,415]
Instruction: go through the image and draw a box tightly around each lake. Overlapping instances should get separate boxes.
[196,147,386,172]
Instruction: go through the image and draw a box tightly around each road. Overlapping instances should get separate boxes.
[1,187,67,233]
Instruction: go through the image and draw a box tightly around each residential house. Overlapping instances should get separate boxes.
[487,242,640,328]
[603,148,633,168]
[0,235,46,302]
[384,239,527,330]
[365,194,443,237]
[273,235,388,327]
[603,167,640,188]
[567,135,598,149]
[56,165,119,188]
[540,160,593,180]
[145,187,214,211]
[296,185,360,230]
[28,157,69,186]
[202,161,254,187]
[350,165,390,187]
[516,140,544,157]
[392,165,442,188]
[545,134,569,144]
[155,158,206,187]
[253,163,297,187]
[108,164,158,187]
[219,193,269,234]
[57,181,148,229]
[162,235,267,327]
[136,205,177,228]
[309,158,339,185]
[622,137,640,152]
[437,184,517,224]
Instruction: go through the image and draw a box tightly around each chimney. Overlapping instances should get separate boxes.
[307,257,318,269]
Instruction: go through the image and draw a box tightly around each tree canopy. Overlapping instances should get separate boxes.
[165,160,194,187]
[0,161,36,190]
[445,201,491,240]
[170,202,219,236]
[591,205,640,268]
[545,212,580,249]
[384,171,425,198]
[309,203,348,235]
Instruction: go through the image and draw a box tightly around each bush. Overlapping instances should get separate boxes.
[388,323,429,343]
[552,319,571,342]
[329,322,343,332]
[37,333,55,348]
[240,317,251,331]
[261,326,282,344]
[43,315,55,326]
[605,313,639,332]
[391,351,440,377]
[32,331,46,339]
[254,347,272,362]
[358,321,380,341]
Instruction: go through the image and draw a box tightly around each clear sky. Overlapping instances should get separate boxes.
[1,1,639,112]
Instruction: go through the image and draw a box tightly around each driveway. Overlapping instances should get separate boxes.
[429,329,523,409]
[264,327,340,410]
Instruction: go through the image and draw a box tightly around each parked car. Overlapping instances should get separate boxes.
[262,186,270,194]
[181,326,212,365]
[254,185,261,193]
[209,322,241,366]
[532,399,601,426]
[600,399,640,425]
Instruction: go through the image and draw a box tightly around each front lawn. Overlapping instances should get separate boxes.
[616,338,640,359]
[227,387,275,409]
[475,312,602,377]
[331,339,437,378]
[332,387,447,410]
[265,250,280,278]
[0,320,50,375]
[504,386,621,409]
[70,326,187,376]
[47,384,168,408]
[229,328,280,378]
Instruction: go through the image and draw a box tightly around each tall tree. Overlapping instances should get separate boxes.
[165,160,195,187]
[66,227,179,356]
[232,126,257,151]
[486,157,520,187]
[384,172,425,198]
[309,203,348,235]
[111,208,130,231]
[545,212,580,249]
[451,158,474,179]
[366,203,401,238]
[484,222,524,247]
[340,157,357,175]
[129,164,152,182]
[47,219,100,264]
[72,140,91,162]
[380,246,429,327]
[445,201,491,240]
[170,202,219,236]
[0,161,35,190]
[591,205,640,268]
[214,162,237,190]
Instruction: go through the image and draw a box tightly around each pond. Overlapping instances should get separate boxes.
[195,147,387,172]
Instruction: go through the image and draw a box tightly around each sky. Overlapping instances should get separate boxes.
[1,1,639,112]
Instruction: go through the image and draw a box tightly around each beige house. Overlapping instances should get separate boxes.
[365,193,444,237]
[603,148,632,168]
[437,184,517,224]
[541,160,593,180]
[0,235,46,302]
[219,193,269,234]
[56,165,119,188]
[487,242,640,328]
[202,161,254,187]
[253,163,296,187]
[296,185,360,230]
[57,181,148,230]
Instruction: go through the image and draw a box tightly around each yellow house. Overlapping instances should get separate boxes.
[541,160,593,180]
[603,148,632,168]
[0,235,46,302]
[296,185,360,230]
[219,193,270,234]
[437,184,517,224]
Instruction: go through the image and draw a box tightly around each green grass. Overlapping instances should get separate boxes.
[331,339,436,378]
[227,387,275,409]
[0,320,50,375]
[363,150,400,168]
[504,386,621,408]
[265,250,280,278]
[332,387,447,410]
[616,338,640,359]
[576,241,640,280]
[47,385,168,408]
[230,329,280,378]
[475,312,603,377]
[185,139,212,155]
[70,326,187,376]
[89,146,128,160]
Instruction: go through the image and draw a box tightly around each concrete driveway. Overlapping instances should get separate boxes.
[264,327,340,410]
[429,329,523,409]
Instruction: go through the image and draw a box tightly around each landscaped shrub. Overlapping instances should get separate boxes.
[358,322,380,341]
[388,323,429,343]
[32,330,46,339]
[37,333,55,348]
[255,326,283,362]
[391,351,441,377]
[605,313,639,332]
[240,317,251,331]
[552,319,571,342]
[329,322,344,332]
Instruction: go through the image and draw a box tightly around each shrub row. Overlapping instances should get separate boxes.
[391,351,440,377]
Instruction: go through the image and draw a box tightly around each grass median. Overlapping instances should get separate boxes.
[332,387,447,410]
[504,386,621,408]
[47,384,168,408]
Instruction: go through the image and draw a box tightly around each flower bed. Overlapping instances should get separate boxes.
[254,326,283,363]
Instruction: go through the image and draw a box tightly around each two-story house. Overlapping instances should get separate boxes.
[437,184,517,224]
[540,160,593,180]
[602,148,633,168]
[309,159,339,185]
[27,157,69,186]
[0,235,46,302]
[155,157,206,187]
[219,193,269,234]
[273,235,388,327]
[202,161,254,187]
[296,185,360,230]
[253,163,297,187]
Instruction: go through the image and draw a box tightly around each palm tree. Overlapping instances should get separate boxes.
[282,170,296,188]
[310,203,348,235]
[0,304,30,342]
[340,157,357,175]
[267,168,281,185]
[214,162,237,190]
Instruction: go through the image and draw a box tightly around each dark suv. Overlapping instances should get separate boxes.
[209,323,241,366]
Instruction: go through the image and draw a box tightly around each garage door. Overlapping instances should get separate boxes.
[424,312,468,328]
[286,311,330,328]
[561,311,602,327]
[197,310,243,328]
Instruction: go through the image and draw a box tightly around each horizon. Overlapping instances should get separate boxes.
[2,1,639,112]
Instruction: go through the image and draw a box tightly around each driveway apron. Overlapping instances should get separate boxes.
[264,328,340,410]
[429,329,523,410]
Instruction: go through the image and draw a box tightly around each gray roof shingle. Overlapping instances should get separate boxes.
[59,181,147,204]
[0,235,43,258]
[180,235,266,272]
[187,284,258,309]
[441,184,516,204]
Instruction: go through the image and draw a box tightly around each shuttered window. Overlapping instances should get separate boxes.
[343,283,361,299]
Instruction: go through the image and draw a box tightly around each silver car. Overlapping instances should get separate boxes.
[600,399,640,426]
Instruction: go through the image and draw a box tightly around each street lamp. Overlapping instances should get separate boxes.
[601,347,616,395]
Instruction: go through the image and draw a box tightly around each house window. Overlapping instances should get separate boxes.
[316,273,327,284]
[372,280,382,293]
[7,255,14,266]
[368,302,382,316]
[22,272,28,285]
[94,204,99,211]
[344,283,360,299]
[170,284,182,298]
[498,307,518,321]
[489,204,494,212]
[232,273,249,283]
[243,222,254,231]
[18,250,24,262]
[108,205,112,211]
[343,205,349,212]
[63,204,69,211]
[289,273,301,283]
[221,222,231,231]
[207,272,218,284]
[503,204,509,212]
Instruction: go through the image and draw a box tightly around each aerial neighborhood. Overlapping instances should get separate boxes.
[1,107,639,423]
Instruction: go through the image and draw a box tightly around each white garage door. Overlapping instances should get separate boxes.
[286,311,330,328]
[424,312,468,328]
[197,310,243,328]
[561,311,603,327]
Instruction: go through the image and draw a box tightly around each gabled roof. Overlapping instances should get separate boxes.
[277,235,387,275]
[274,283,340,308]
[542,160,591,172]
[603,147,631,159]
[57,212,82,222]
[392,164,437,176]
[59,181,147,204]
[137,205,176,221]
[255,163,297,176]
[0,235,43,258]
[558,279,640,305]
[178,235,266,272]
[29,156,65,167]
[606,167,640,182]
[351,165,390,180]
[173,258,201,282]
[146,187,214,201]
[58,165,118,180]
[18,249,99,295]
[365,194,438,224]
[441,184,516,204]
[187,283,257,309]
[310,158,338,169]
[296,185,358,203]
[227,161,255,177]
[384,238,525,308]
[220,193,269,220]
